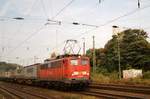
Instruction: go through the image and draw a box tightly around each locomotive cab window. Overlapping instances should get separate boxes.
[70,59,78,65]
[81,59,88,65]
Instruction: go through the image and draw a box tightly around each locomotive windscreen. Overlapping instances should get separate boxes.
[70,59,78,65]
[70,58,88,66]
[81,59,88,65]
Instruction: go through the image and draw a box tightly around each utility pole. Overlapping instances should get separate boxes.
[117,35,121,80]
[92,36,96,72]
[112,26,121,80]
[82,38,85,55]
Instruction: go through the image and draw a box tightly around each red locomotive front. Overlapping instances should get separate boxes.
[64,56,90,83]
[38,54,90,88]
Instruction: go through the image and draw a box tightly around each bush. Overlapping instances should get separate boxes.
[94,66,109,76]
[91,71,119,83]
[91,71,150,85]
[91,72,110,83]
[143,71,150,79]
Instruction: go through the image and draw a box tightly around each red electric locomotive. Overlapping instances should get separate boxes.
[0,40,90,89]
[0,54,90,89]
[38,54,90,88]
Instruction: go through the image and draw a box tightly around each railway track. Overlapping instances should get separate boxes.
[81,83,150,99]
[0,81,150,99]
[0,82,58,99]
[90,83,150,94]
[0,86,51,99]
[0,86,20,99]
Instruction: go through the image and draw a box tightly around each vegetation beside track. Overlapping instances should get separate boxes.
[91,72,150,86]
[87,29,150,86]
[0,62,22,72]
[87,29,150,73]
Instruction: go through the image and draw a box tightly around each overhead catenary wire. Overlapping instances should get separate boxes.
[5,4,150,54]
[4,24,47,57]
[48,0,54,18]
[40,0,49,18]
[2,0,76,59]
[43,4,150,56]
[10,0,38,49]
[2,1,150,63]
[47,3,150,54]
[51,0,75,19]
[69,4,150,40]
[2,0,49,58]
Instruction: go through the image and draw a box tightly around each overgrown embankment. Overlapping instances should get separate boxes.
[91,71,150,86]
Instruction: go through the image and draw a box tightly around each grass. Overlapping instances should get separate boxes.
[91,72,150,86]
[119,78,150,86]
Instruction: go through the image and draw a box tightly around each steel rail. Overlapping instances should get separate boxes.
[92,83,150,89]
[83,88,147,99]
[80,83,150,98]
[0,86,25,99]
[90,83,150,94]
[0,85,53,99]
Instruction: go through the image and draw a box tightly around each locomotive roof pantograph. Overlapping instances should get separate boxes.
[63,39,81,55]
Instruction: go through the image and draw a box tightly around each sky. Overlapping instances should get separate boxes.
[0,0,150,66]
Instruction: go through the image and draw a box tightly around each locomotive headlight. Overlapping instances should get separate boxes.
[82,71,89,75]
[82,71,87,75]
[72,71,79,76]
[86,72,89,75]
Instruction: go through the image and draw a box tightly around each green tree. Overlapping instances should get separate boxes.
[104,29,150,72]
[104,35,118,72]
[0,61,22,72]
[120,29,150,71]
[86,48,107,73]
[86,29,150,72]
